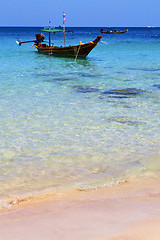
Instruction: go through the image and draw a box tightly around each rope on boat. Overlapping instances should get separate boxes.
[49,46,55,55]
[18,45,34,51]
[74,42,82,62]
[49,47,53,55]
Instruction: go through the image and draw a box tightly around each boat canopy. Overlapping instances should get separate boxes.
[41,27,64,33]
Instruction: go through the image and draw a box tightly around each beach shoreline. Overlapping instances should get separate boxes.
[0,176,160,240]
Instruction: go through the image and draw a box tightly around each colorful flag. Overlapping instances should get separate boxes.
[63,12,65,24]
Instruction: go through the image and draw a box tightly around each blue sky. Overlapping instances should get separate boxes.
[1,0,159,27]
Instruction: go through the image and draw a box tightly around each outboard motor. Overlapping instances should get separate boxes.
[36,33,45,44]
[16,33,45,46]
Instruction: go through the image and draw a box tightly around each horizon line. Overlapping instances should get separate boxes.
[0,26,159,28]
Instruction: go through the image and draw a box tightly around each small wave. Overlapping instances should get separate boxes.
[0,194,34,210]
[77,178,127,192]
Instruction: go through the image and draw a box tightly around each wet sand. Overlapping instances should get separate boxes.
[0,177,160,240]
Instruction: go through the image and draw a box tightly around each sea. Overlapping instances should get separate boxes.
[0,26,160,208]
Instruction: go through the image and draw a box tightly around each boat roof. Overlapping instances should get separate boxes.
[41,27,64,33]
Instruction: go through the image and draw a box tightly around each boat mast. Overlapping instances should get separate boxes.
[49,20,51,47]
[63,12,66,47]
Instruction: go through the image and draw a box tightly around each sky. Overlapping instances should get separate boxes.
[0,0,159,27]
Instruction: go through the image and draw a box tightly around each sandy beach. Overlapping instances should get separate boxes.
[0,176,160,240]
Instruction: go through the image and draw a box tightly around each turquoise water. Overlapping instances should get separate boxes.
[0,27,160,206]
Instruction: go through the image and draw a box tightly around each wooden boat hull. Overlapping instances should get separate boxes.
[100,30,128,34]
[34,36,102,58]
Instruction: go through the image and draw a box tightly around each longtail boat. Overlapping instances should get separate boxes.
[16,27,102,58]
[100,28,128,34]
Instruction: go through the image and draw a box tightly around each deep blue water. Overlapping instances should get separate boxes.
[0,27,160,207]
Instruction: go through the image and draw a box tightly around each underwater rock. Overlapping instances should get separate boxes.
[102,88,144,96]
[76,87,99,93]
[45,77,72,82]
[140,68,160,72]
[106,116,140,126]
[78,72,106,78]
[153,84,160,89]
[52,77,72,81]
[128,67,160,72]
[79,73,95,77]
[102,95,130,99]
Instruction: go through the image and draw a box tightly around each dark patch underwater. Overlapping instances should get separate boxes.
[44,77,74,82]
[75,86,100,93]
[106,116,141,126]
[127,67,160,72]
[102,88,145,96]
[153,84,160,89]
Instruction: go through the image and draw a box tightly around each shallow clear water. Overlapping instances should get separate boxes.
[0,27,160,205]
